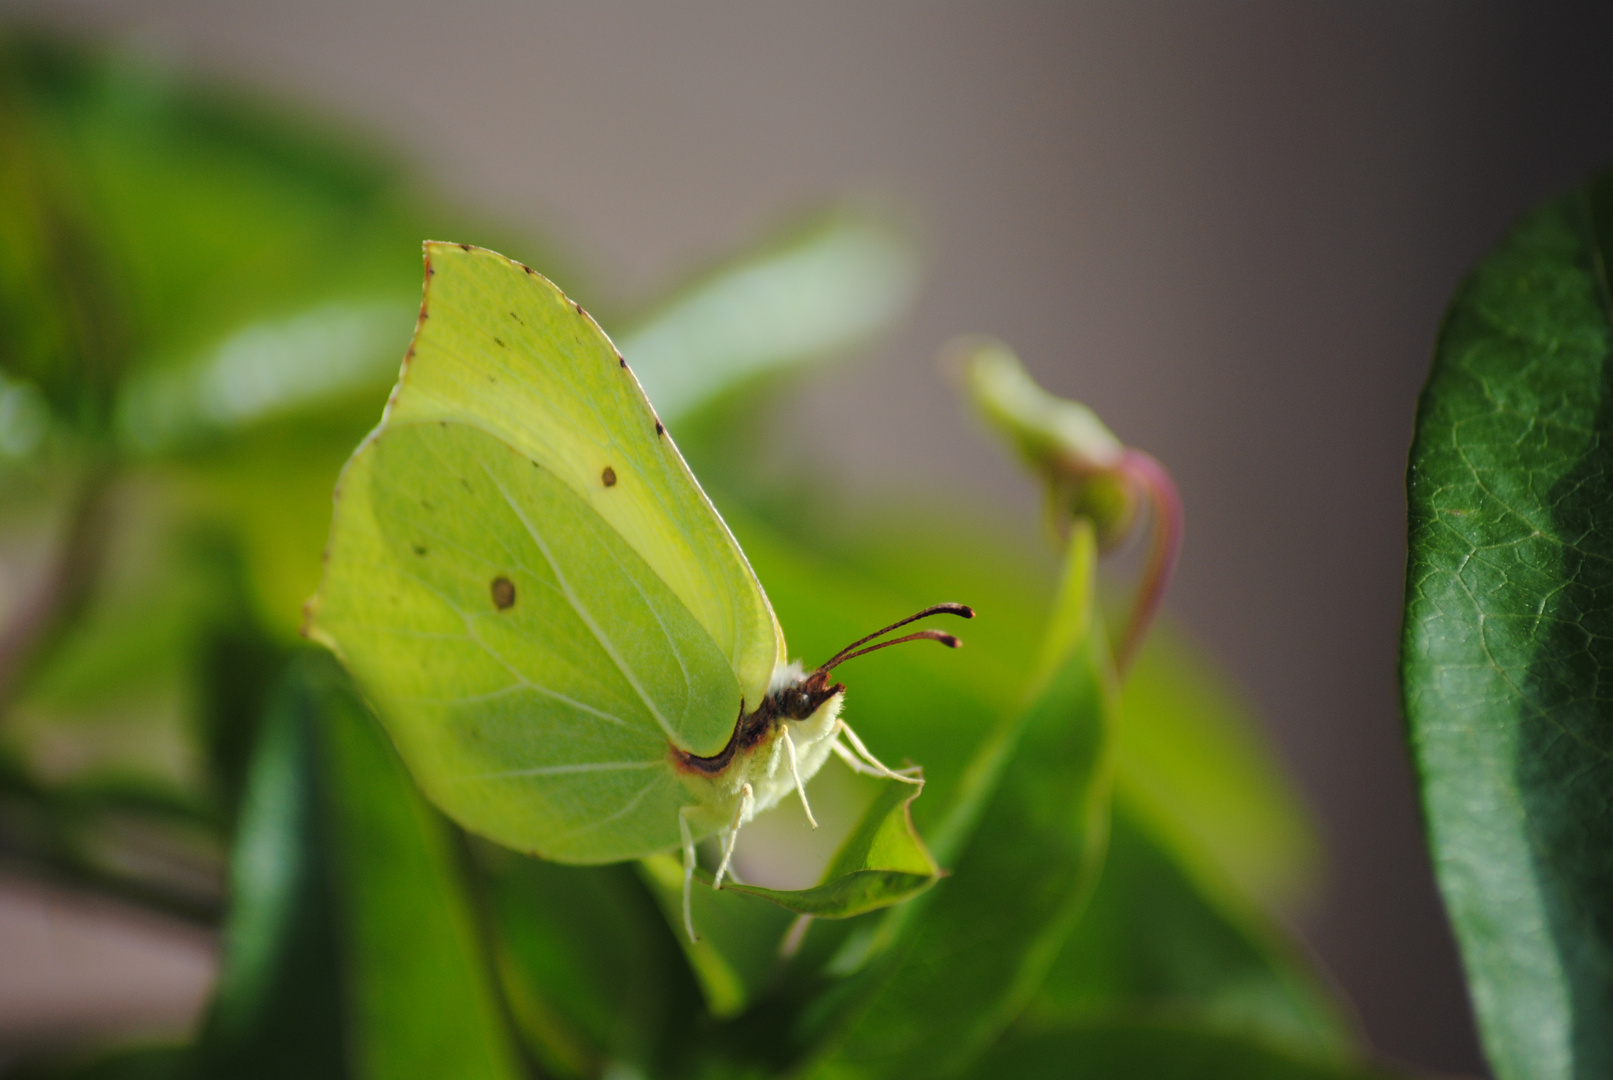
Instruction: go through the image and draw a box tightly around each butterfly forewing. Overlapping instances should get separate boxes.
[384,244,783,729]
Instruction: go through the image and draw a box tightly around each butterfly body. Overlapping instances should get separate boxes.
[673,663,845,837]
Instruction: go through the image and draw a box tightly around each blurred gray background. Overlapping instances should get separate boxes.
[10,3,1613,1075]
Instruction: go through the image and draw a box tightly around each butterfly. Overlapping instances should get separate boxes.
[306,242,969,939]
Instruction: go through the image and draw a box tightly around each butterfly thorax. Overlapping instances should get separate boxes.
[670,663,844,778]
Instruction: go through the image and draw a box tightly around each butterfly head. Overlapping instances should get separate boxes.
[768,601,975,722]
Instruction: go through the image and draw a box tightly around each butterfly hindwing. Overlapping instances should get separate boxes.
[313,420,735,861]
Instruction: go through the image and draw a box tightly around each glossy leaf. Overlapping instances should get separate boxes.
[1404,176,1613,1079]
[799,522,1118,1078]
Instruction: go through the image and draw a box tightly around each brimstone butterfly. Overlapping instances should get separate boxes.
[305,243,968,938]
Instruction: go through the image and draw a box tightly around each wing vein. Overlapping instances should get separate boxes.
[481,461,681,743]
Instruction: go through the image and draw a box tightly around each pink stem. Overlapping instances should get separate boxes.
[1113,449,1182,673]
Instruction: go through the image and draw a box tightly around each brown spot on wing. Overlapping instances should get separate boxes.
[601,466,617,487]
[491,577,516,610]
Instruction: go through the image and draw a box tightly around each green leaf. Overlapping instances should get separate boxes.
[798,522,1119,1078]
[959,1022,1406,1080]
[1119,627,1323,915]
[193,654,522,1080]
[1404,175,1613,1078]
[639,851,800,1020]
[482,855,697,1079]
[748,503,1322,914]
[192,657,345,1080]
[4,1044,191,1080]
[1028,809,1355,1059]
[706,773,937,919]
[309,653,524,1080]
[618,209,920,426]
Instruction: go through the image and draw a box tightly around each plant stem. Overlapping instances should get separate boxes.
[1114,449,1182,673]
[0,458,115,712]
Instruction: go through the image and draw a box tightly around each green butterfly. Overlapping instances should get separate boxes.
[306,243,967,938]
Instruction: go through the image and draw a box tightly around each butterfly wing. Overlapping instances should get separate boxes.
[307,244,784,861]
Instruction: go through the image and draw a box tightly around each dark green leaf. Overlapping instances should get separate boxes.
[639,852,801,1020]
[959,1022,1406,1080]
[483,855,696,1079]
[1404,175,1613,1078]
[310,654,524,1080]
[192,657,344,1080]
[798,523,1118,1078]
[1028,810,1355,1059]
[4,1044,191,1080]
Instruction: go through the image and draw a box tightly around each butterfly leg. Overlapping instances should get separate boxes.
[781,727,819,829]
[713,782,753,890]
[836,721,923,785]
[679,807,698,943]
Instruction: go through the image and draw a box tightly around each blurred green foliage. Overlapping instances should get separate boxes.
[0,29,1397,1080]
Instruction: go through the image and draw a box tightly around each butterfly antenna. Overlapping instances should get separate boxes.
[816,603,974,675]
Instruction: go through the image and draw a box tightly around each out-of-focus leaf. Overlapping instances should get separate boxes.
[309,652,524,1080]
[115,300,413,452]
[6,1044,190,1080]
[1120,628,1322,914]
[0,368,53,460]
[1404,174,1613,1078]
[641,852,800,1020]
[1028,810,1353,1059]
[959,1022,1406,1080]
[0,30,548,445]
[192,657,344,1080]
[709,773,938,919]
[619,209,920,424]
[798,522,1117,1078]
[483,854,696,1080]
[958,337,1136,545]
[174,414,376,640]
[747,501,1322,915]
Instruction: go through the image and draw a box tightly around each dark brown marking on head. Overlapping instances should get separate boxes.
[655,422,665,437]
[491,576,516,611]
[426,266,435,277]
[618,356,626,368]
[601,466,617,487]
[459,243,472,252]
[574,301,584,315]
[523,265,536,275]
[412,544,427,556]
